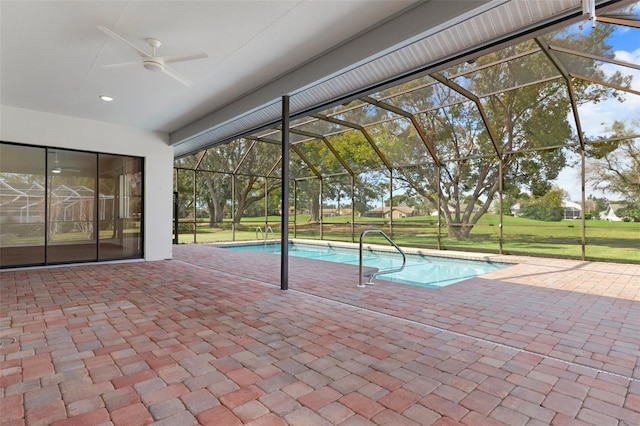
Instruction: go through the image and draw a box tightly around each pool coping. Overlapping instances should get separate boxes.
[209,238,518,265]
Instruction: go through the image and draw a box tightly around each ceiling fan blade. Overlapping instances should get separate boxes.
[97,25,148,57]
[161,51,208,64]
[162,65,192,86]
[103,61,140,69]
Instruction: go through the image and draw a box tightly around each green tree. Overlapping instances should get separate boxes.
[385,24,628,238]
[173,167,195,222]
[290,135,346,221]
[324,129,384,216]
[585,120,640,204]
[585,194,609,218]
[198,140,284,224]
[195,145,240,226]
[518,188,566,222]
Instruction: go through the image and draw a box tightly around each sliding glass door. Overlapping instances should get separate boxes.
[0,142,144,268]
[0,144,47,266]
[47,149,98,263]
[98,154,143,260]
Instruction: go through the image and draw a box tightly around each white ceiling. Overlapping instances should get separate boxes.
[2,0,606,156]
[0,0,417,133]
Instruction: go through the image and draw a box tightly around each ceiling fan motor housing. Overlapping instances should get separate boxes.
[143,57,164,72]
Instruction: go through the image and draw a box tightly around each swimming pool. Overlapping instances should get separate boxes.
[222,242,510,288]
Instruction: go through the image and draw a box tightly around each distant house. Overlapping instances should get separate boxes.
[511,200,582,219]
[430,203,480,216]
[322,208,339,217]
[561,200,582,220]
[364,204,416,218]
[460,203,482,213]
[340,208,354,217]
[391,205,416,218]
[321,208,354,217]
[599,205,622,221]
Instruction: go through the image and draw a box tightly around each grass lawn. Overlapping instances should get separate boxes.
[176,214,640,264]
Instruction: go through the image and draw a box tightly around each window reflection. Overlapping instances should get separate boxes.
[98,154,144,260]
[0,144,46,267]
[47,149,97,263]
[0,143,143,268]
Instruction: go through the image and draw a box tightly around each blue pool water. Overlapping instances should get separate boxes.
[223,243,509,288]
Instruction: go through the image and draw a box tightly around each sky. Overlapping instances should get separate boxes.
[555,23,639,202]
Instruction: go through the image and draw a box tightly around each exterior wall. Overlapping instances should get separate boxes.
[0,105,173,261]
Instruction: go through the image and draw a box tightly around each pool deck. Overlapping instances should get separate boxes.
[1,243,639,425]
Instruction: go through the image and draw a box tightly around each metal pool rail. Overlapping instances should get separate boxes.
[358,230,406,288]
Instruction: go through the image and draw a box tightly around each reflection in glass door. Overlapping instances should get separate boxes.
[99,154,143,260]
[0,142,144,268]
[0,144,46,267]
[46,149,98,263]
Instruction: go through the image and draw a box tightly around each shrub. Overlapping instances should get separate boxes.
[177,222,195,233]
[518,189,565,222]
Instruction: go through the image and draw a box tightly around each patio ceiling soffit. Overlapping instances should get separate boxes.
[170,0,593,157]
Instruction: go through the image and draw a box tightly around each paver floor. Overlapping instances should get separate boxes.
[1,243,639,425]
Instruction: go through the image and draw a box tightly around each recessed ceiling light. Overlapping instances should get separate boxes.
[99,95,114,102]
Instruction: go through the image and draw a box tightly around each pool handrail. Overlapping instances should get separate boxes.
[266,226,276,244]
[256,226,276,245]
[358,230,406,288]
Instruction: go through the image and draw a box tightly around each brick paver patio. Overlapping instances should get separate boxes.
[1,243,639,425]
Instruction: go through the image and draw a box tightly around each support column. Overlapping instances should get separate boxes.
[293,180,297,239]
[264,176,269,228]
[232,174,236,241]
[173,191,179,244]
[281,96,290,290]
[389,171,393,237]
[581,147,586,260]
[499,158,504,254]
[193,169,197,244]
[319,178,323,240]
[351,175,355,243]
[436,164,442,250]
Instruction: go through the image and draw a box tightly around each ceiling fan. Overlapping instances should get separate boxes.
[98,26,208,86]
[49,151,81,174]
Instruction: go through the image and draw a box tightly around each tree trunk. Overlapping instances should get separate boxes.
[207,199,225,227]
[310,193,320,222]
[203,176,227,227]
[234,197,247,224]
[447,222,473,239]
